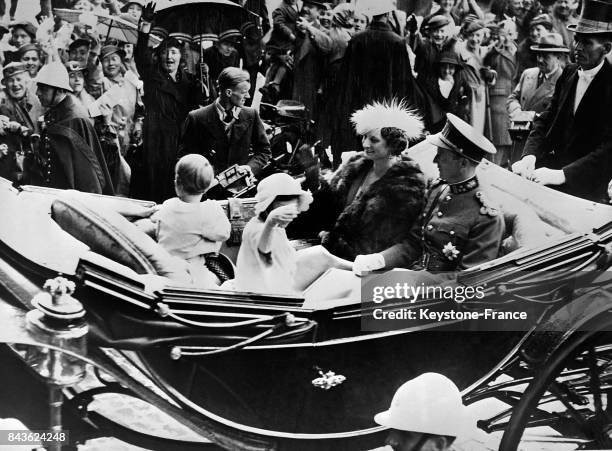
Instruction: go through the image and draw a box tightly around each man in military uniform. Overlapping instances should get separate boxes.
[353,113,505,275]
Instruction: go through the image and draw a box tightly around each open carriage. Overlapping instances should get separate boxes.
[1,141,612,450]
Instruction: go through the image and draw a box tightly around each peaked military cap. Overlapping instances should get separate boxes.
[426,113,496,163]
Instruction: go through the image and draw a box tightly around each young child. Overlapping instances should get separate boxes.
[151,154,231,283]
[233,173,312,295]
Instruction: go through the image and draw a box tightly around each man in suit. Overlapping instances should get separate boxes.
[507,32,568,117]
[179,67,271,181]
[512,0,612,202]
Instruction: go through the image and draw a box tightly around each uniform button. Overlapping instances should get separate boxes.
[422,213,427,218]
[437,211,443,217]
[427,224,434,231]
[450,230,455,236]
[445,195,452,201]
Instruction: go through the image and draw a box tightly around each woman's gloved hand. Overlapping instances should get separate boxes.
[353,253,385,276]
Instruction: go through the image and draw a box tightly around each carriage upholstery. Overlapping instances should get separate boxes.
[50,193,196,285]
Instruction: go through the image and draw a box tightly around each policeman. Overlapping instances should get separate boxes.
[373,373,473,451]
[353,113,505,274]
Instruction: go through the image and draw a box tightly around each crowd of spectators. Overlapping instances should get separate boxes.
[0,0,609,204]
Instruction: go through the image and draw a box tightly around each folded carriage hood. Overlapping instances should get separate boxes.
[0,180,89,275]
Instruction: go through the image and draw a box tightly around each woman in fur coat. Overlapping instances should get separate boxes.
[292,101,427,261]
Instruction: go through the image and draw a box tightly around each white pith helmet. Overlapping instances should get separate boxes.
[374,373,472,437]
[34,62,73,92]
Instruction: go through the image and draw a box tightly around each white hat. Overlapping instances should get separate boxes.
[351,99,424,141]
[254,173,313,215]
[374,373,473,437]
[34,62,73,92]
[356,0,397,17]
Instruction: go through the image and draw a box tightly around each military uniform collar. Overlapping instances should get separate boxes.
[447,175,479,194]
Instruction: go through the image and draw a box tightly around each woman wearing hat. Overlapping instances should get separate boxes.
[135,2,204,202]
[420,51,472,132]
[99,44,140,154]
[122,0,145,21]
[410,14,459,84]
[18,44,43,78]
[293,100,426,261]
[65,61,95,112]
[456,20,488,133]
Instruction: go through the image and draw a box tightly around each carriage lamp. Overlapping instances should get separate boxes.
[25,276,89,387]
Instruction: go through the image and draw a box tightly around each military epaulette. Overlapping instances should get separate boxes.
[475,191,500,217]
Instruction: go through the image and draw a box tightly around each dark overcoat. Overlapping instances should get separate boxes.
[135,32,203,202]
[33,95,114,195]
[522,61,612,202]
[293,153,426,260]
[331,21,417,158]
[179,103,271,177]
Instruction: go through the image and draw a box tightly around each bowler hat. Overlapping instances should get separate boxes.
[2,62,27,80]
[529,13,553,30]
[568,0,612,33]
[426,15,451,30]
[427,113,496,163]
[530,32,570,52]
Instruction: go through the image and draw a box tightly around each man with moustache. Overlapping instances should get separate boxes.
[512,0,612,202]
[29,62,113,194]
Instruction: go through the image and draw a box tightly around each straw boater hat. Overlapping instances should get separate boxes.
[530,32,570,52]
[567,0,612,34]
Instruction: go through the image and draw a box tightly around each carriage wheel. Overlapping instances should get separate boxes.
[499,322,612,450]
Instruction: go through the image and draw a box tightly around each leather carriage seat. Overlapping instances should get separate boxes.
[50,193,196,285]
[500,201,564,254]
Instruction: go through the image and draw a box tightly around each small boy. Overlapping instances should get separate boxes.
[151,154,231,278]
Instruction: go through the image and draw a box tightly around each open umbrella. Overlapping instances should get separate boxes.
[152,0,257,42]
[53,8,161,46]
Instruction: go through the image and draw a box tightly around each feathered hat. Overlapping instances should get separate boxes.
[350,99,424,141]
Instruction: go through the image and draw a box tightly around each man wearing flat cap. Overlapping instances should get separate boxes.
[512,0,612,202]
[0,63,43,183]
[507,32,567,118]
[353,113,505,275]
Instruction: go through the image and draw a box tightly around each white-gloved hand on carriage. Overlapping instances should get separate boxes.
[511,155,536,179]
[353,253,385,276]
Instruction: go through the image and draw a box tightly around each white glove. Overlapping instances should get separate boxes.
[511,155,536,179]
[353,253,385,276]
